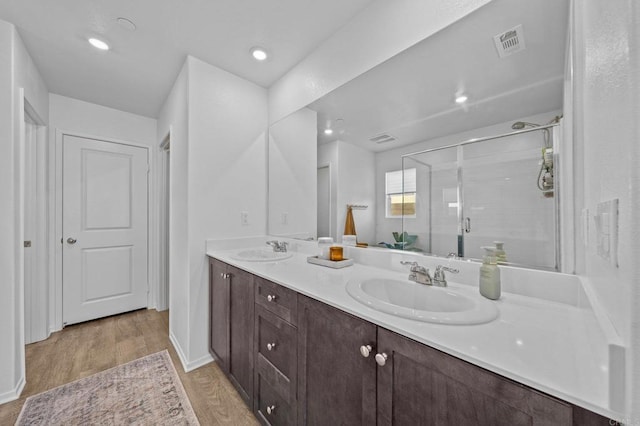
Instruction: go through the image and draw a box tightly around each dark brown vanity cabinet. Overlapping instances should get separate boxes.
[297,295,377,425]
[376,328,574,426]
[208,258,255,406]
[208,258,611,426]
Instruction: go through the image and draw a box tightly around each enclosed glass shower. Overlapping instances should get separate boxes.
[401,123,560,270]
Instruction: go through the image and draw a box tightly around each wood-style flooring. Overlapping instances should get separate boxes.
[0,309,258,426]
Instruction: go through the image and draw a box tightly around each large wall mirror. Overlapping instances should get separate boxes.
[268,0,569,271]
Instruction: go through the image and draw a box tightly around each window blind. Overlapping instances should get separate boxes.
[385,168,416,194]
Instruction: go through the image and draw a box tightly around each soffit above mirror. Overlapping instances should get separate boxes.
[310,0,569,152]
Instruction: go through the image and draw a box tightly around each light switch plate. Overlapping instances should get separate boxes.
[595,199,618,266]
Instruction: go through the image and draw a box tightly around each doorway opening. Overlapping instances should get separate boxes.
[317,165,330,238]
[23,103,48,344]
[158,135,170,311]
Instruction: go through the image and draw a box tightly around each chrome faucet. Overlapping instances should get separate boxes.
[400,261,432,285]
[432,265,460,287]
[266,240,288,253]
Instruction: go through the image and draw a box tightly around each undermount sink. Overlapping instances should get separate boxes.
[231,249,293,262]
[346,278,498,325]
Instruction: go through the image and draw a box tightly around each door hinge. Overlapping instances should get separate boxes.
[147,163,150,173]
[24,240,31,248]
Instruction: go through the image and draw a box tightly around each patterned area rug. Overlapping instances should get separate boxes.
[16,350,200,425]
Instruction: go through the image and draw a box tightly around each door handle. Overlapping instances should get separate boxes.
[464,217,471,233]
[67,237,77,244]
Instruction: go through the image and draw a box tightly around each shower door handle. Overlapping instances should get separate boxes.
[464,217,471,233]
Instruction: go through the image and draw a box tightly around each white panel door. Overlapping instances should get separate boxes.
[63,135,148,325]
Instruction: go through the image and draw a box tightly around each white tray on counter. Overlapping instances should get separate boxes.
[306,256,354,269]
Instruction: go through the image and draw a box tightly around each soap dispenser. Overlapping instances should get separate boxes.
[479,246,501,300]
[494,241,507,264]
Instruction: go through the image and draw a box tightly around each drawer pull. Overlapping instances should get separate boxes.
[267,342,276,351]
[360,344,373,358]
[266,404,276,415]
[267,294,277,302]
[375,352,388,366]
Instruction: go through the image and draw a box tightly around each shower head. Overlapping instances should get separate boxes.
[511,121,540,130]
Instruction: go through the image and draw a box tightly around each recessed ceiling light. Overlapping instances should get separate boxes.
[455,95,468,104]
[324,129,333,135]
[251,47,268,61]
[117,17,137,32]
[88,37,109,51]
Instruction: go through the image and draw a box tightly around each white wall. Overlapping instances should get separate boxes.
[269,108,317,237]
[336,141,376,244]
[0,20,49,404]
[50,94,157,144]
[268,0,491,124]
[157,63,190,368]
[571,0,640,419]
[164,56,268,370]
[318,141,376,244]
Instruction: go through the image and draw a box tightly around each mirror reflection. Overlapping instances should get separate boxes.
[268,0,569,270]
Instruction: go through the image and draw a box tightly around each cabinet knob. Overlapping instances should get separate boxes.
[360,345,373,358]
[267,294,277,302]
[267,342,276,351]
[220,272,224,278]
[375,352,388,366]
[266,405,276,415]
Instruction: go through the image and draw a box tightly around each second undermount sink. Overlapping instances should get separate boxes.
[232,249,293,262]
[346,278,498,325]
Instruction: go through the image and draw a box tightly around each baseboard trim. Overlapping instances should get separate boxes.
[168,332,214,373]
[0,375,25,405]
[184,352,214,373]
[169,331,190,373]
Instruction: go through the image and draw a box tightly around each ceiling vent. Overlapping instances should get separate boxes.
[369,134,397,144]
[493,24,526,58]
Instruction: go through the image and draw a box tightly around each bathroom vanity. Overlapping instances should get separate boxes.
[207,245,616,425]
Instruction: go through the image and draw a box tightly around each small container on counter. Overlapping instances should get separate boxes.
[318,237,334,259]
[329,246,344,261]
[342,235,357,246]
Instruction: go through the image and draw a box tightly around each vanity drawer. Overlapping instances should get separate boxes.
[255,365,295,426]
[255,276,297,325]
[255,305,297,379]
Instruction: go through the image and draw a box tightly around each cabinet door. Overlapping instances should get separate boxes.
[297,295,377,425]
[377,327,573,426]
[209,258,229,373]
[228,265,255,406]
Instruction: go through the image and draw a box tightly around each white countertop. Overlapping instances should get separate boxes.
[207,242,621,420]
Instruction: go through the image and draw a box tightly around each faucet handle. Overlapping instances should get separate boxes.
[436,265,459,274]
[266,240,288,252]
[433,265,459,286]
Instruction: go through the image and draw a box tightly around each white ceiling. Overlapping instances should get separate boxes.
[0,0,373,117]
[310,0,569,152]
